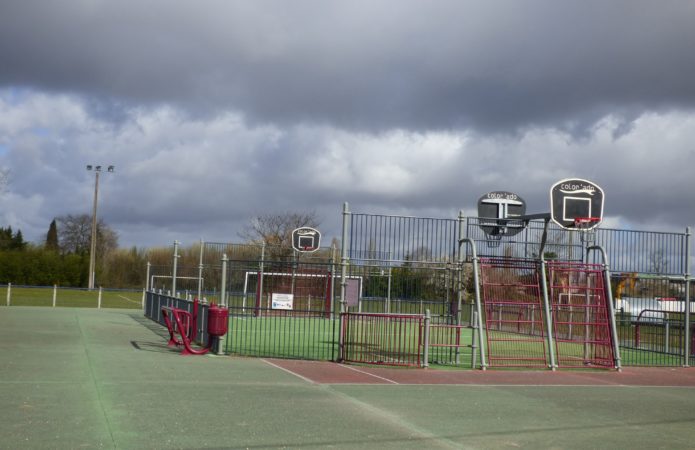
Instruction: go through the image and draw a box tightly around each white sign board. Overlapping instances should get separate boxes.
[345,279,360,307]
[271,293,294,310]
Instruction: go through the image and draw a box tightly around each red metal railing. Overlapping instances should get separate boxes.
[546,262,614,368]
[480,258,548,368]
[340,312,424,367]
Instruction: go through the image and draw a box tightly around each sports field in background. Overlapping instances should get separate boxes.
[0,285,142,309]
[2,306,695,449]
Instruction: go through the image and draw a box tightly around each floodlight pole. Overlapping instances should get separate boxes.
[86,165,114,290]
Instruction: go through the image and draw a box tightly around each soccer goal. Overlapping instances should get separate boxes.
[243,270,333,316]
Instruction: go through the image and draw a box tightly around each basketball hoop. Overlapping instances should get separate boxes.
[486,233,503,248]
[573,217,600,243]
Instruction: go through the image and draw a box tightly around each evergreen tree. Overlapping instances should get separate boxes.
[46,219,59,252]
[12,229,26,250]
[0,226,26,250]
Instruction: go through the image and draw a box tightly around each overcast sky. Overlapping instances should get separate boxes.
[1,0,695,248]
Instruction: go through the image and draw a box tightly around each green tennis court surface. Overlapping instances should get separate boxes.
[2,307,695,449]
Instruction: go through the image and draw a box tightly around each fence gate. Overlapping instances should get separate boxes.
[479,258,549,368]
[340,312,424,367]
[546,261,615,368]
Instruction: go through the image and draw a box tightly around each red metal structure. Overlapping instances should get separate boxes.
[161,300,229,355]
[479,258,548,368]
[546,261,615,368]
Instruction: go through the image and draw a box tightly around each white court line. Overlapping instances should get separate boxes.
[118,295,140,304]
[261,359,316,384]
[338,364,399,384]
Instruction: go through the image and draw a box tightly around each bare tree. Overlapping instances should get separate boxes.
[649,249,670,274]
[239,211,320,247]
[56,214,118,256]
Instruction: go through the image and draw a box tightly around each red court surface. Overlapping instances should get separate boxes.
[263,358,695,387]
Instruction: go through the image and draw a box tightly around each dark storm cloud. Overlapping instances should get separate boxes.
[1,1,694,134]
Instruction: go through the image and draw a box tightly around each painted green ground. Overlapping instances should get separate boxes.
[2,306,695,449]
[0,286,142,308]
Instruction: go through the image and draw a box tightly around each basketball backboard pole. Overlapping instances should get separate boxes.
[481,212,552,256]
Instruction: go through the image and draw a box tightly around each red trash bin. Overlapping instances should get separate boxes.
[207,304,229,337]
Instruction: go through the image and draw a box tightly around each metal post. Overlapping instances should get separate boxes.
[86,165,114,289]
[97,286,102,309]
[386,266,392,314]
[540,258,557,370]
[220,254,228,307]
[340,202,350,314]
[471,311,478,369]
[471,248,486,369]
[330,244,336,318]
[141,288,146,311]
[218,253,228,356]
[423,309,431,368]
[52,285,57,307]
[88,170,100,290]
[145,262,151,292]
[684,227,691,367]
[172,240,180,298]
[197,239,205,301]
[460,238,486,370]
[258,243,265,318]
[6,282,10,306]
[455,210,465,364]
[339,202,350,362]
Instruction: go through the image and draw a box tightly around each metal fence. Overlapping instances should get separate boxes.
[226,305,338,361]
[145,203,693,368]
[144,291,212,348]
[340,312,425,367]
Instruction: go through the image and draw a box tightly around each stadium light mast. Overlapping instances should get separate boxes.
[86,164,114,290]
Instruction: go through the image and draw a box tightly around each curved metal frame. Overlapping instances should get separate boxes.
[586,245,622,370]
[459,238,487,370]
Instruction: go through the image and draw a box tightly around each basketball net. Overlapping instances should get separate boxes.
[486,233,503,248]
[574,217,599,244]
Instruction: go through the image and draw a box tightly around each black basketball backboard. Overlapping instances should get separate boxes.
[477,191,526,237]
[292,227,321,252]
[550,178,604,229]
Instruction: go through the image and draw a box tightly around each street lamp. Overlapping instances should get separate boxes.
[86,164,114,289]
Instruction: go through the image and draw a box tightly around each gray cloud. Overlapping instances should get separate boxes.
[1,1,694,134]
[1,1,695,248]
